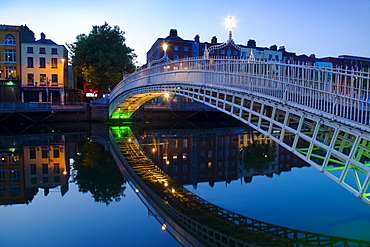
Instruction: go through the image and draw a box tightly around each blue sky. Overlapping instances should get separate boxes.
[4,0,370,65]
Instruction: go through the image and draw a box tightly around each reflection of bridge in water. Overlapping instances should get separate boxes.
[109,125,370,247]
[107,57,370,205]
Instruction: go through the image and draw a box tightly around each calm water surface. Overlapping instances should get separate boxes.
[0,121,369,247]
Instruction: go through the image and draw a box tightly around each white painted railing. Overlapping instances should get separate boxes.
[110,57,370,130]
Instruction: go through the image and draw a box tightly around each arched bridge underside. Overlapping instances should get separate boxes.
[109,58,370,205]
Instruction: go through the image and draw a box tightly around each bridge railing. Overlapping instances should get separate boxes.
[111,57,370,129]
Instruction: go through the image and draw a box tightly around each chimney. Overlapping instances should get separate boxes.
[270,45,277,51]
[211,36,217,44]
[194,34,200,43]
[169,29,178,37]
[247,39,256,47]
[40,32,46,43]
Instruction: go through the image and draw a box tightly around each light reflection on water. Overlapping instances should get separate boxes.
[0,121,369,246]
[185,166,370,240]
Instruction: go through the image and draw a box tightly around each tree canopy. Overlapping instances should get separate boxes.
[69,22,136,94]
[72,140,126,205]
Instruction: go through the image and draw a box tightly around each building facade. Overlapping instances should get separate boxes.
[0,25,22,102]
[21,33,68,104]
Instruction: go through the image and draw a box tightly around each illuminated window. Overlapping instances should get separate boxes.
[5,66,16,78]
[4,34,15,45]
[207,162,212,168]
[27,74,34,85]
[182,153,187,160]
[172,153,177,160]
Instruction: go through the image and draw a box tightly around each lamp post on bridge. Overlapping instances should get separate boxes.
[149,42,170,67]
[203,16,254,60]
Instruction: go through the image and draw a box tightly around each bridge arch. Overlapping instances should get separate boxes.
[108,57,370,205]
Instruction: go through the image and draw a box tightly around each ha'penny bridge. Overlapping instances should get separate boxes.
[109,125,370,246]
[107,57,370,207]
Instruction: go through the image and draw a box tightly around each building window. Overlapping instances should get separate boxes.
[173,153,177,160]
[0,171,4,182]
[10,186,20,196]
[27,47,34,53]
[42,147,48,158]
[27,57,34,68]
[182,165,187,171]
[39,47,46,54]
[182,139,188,148]
[174,55,179,60]
[4,34,16,45]
[54,176,60,183]
[0,187,4,197]
[53,147,60,158]
[184,46,189,51]
[9,170,19,182]
[174,46,179,51]
[208,150,212,158]
[51,74,58,86]
[172,165,178,172]
[5,49,16,61]
[40,74,46,85]
[31,178,37,184]
[42,177,49,183]
[184,55,188,59]
[42,164,48,174]
[51,48,58,54]
[27,74,34,85]
[39,58,46,68]
[30,164,36,175]
[182,153,187,160]
[54,163,60,173]
[5,67,16,78]
[172,140,178,148]
[51,58,57,68]
[207,162,212,168]
[29,147,36,159]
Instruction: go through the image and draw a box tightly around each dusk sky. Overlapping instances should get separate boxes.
[4,0,370,65]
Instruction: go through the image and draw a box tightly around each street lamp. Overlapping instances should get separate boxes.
[224,16,236,38]
[149,42,170,67]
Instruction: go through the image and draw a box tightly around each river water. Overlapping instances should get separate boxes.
[0,120,369,247]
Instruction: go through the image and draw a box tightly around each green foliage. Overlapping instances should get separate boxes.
[239,142,277,174]
[69,22,136,93]
[72,140,126,205]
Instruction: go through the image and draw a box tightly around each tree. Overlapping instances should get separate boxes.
[69,22,136,94]
[239,142,277,174]
[72,140,126,205]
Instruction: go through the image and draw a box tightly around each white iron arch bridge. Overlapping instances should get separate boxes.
[108,57,370,205]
